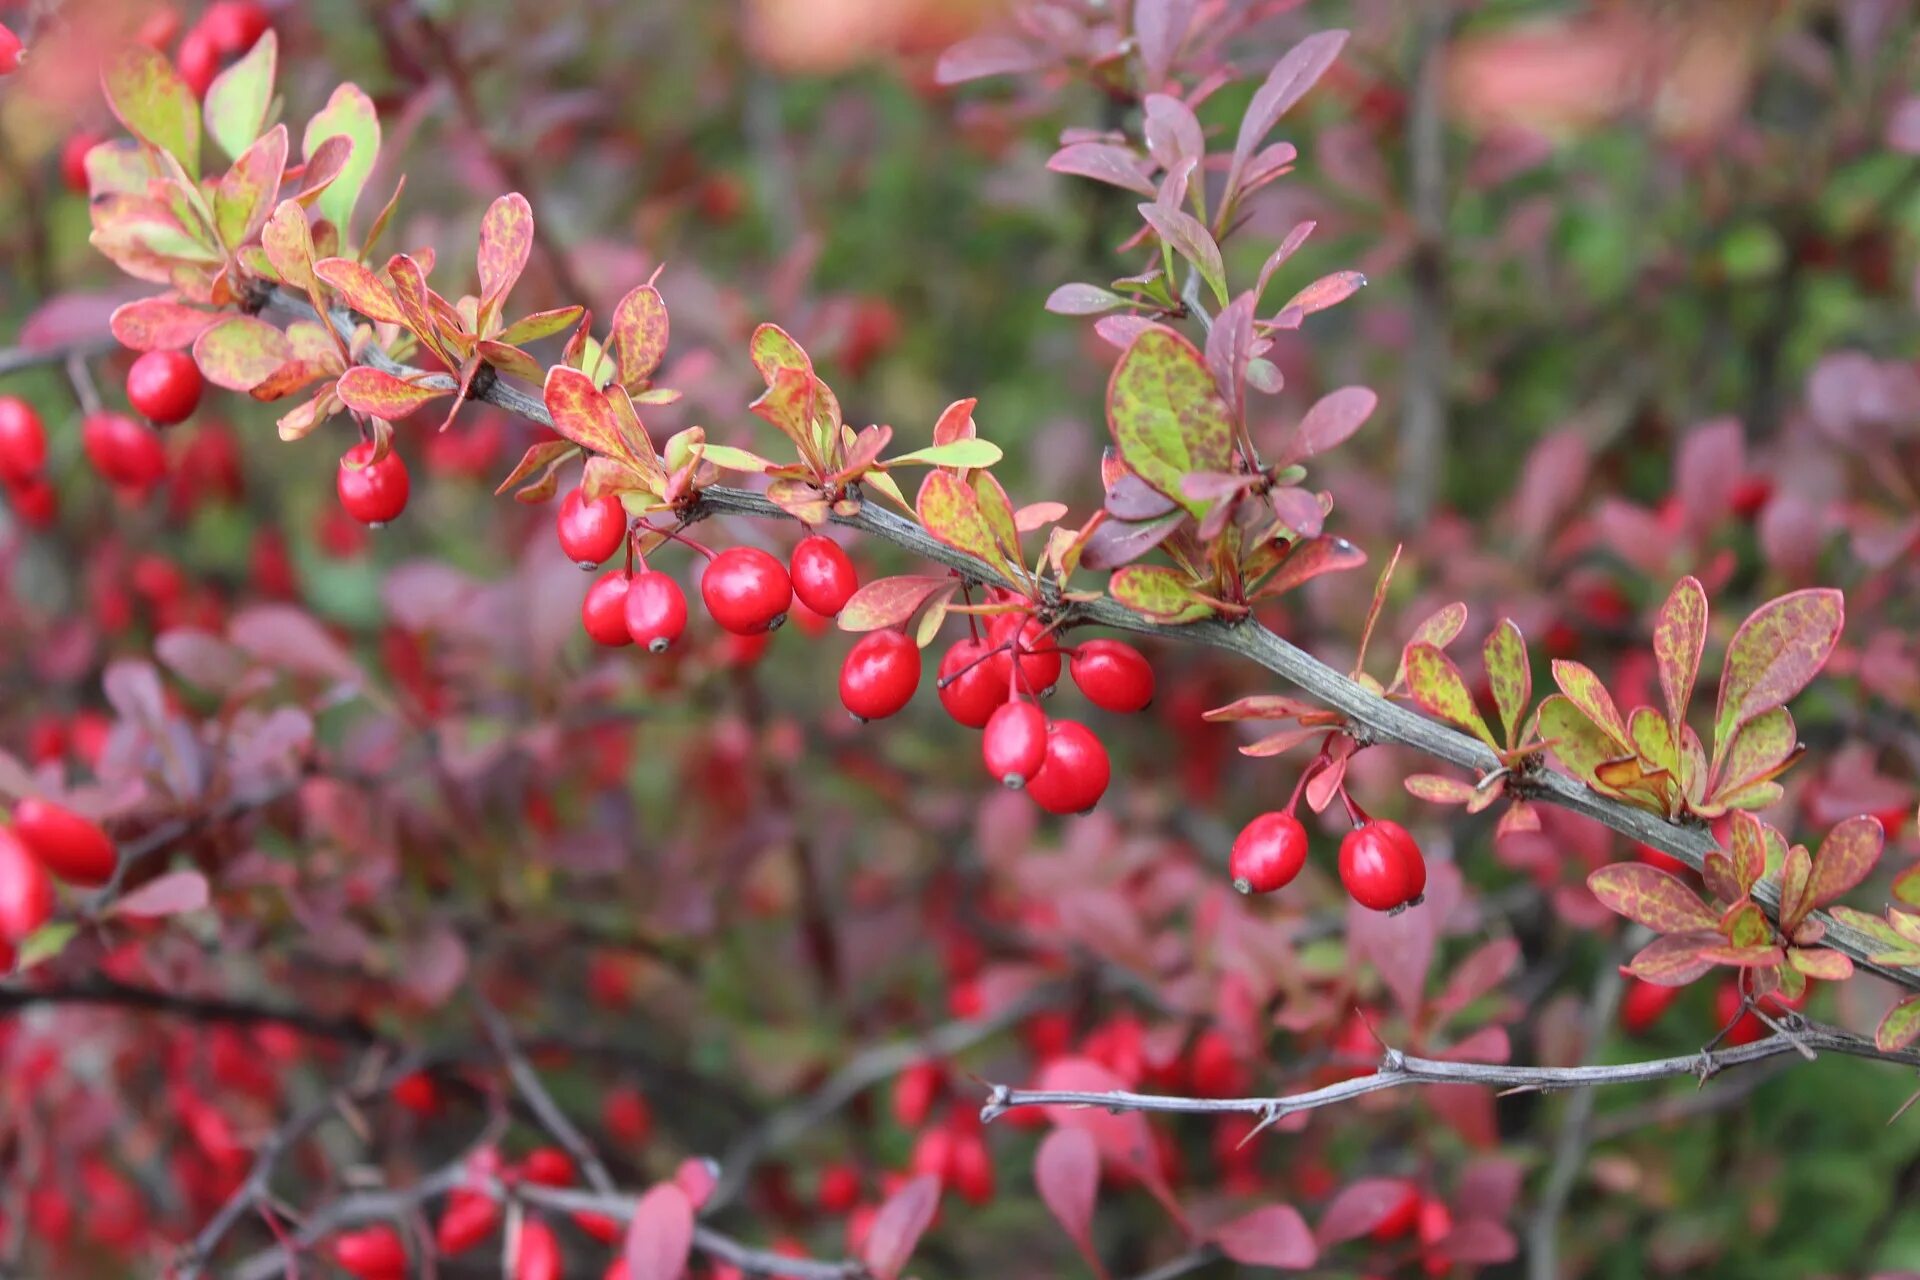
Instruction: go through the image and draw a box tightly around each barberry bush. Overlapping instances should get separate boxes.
[2,1,1920,1277]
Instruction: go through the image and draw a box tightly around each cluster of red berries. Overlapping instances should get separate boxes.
[1369,1179,1458,1276]
[0,799,119,970]
[1229,809,1427,914]
[0,396,55,529]
[840,602,1154,817]
[564,486,859,654]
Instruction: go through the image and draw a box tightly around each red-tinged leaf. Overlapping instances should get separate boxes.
[1536,695,1617,788]
[1726,812,1767,895]
[1722,899,1772,949]
[837,576,954,633]
[314,258,404,324]
[748,322,811,383]
[335,367,445,419]
[1143,93,1204,172]
[1877,996,1920,1053]
[102,44,201,179]
[1623,930,1724,986]
[1550,660,1632,747]
[916,469,1006,571]
[1482,620,1531,748]
[494,440,577,497]
[1047,283,1130,315]
[476,192,533,316]
[1349,861,1459,1014]
[934,33,1047,85]
[932,398,977,446]
[1437,938,1521,1018]
[1388,602,1469,689]
[110,297,218,352]
[1281,386,1375,463]
[1587,863,1718,933]
[1404,773,1476,804]
[1715,706,1799,797]
[303,83,381,239]
[1137,202,1226,306]
[1079,510,1183,572]
[1252,534,1366,600]
[1135,0,1197,89]
[862,1174,941,1280]
[1204,695,1321,722]
[1317,1179,1419,1245]
[1440,1220,1519,1266]
[1403,643,1498,748]
[229,604,363,685]
[1110,565,1213,623]
[1703,853,1742,906]
[1228,30,1348,198]
[766,478,834,525]
[1777,843,1815,930]
[1241,726,1329,758]
[544,366,631,462]
[495,305,585,348]
[212,123,286,248]
[1033,1059,1164,1187]
[1048,142,1156,197]
[385,253,452,362]
[750,365,822,458]
[203,30,275,162]
[1279,270,1366,319]
[1807,815,1884,909]
[622,1183,694,1280]
[109,870,209,919]
[1255,221,1317,302]
[1788,947,1853,981]
[610,284,669,386]
[1653,576,1708,736]
[1204,294,1256,427]
[293,134,354,207]
[193,316,292,392]
[1034,1129,1100,1262]
[261,200,320,293]
[1214,1205,1316,1269]
[1713,588,1845,750]
[1306,753,1348,813]
[1015,502,1069,533]
[1438,1026,1511,1064]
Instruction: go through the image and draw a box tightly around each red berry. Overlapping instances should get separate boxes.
[982,701,1047,789]
[435,1190,499,1255]
[988,613,1062,693]
[1187,1029,1249,1098]
[817,1163,862,1214]
[1619,978,1682,1037]
[391,1072,440,1115]
[0,399,46,479]
[581,572,634,647]
[1369,1180,1421,1241]
[83,412,168,493]
[336,441,409,525]
[1026,719,1110,815]
[892,1061,942,1127]
[949,1128,994,1205]
[556,486,627,567]
[11,799,116,887]
[840,630,920,721]
[125,349,203,425]
[61,132,102,194]
[1068,638,1155,712]
[5,475,56,529]
[1417,1196,1453,1272]
[330,1225,408,1280]
[1634,842,1690,877]
[603,1085,652,1145]
[910,1126,955,1185]
[1337,820,1426,912]
[937,638,1010,728]
[519,1147,573,1187]
[199,1,270,54]
[701,546,792,634]
[514,1218,561,1280]
[790,534,857,617]
[0,829,53,943]
[175,28,220,96]
[1229,811,1308,894]
[0,23,20,75]
[624,570,688,652]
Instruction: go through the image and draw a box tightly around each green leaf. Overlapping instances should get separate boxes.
[1550,659,1632,748]
[102,44,201,179]
[750,322,812,383]
[203,30,277,162]
[1402,643,1497,749]
[1788,947,1853,981]
[1893,859,1920,907]
[1106,326,1235,517]
[1537,695,1618,790]
[476,192,533,319]
[611,285,670,387]
[1482,619,1531,747]
[314,257,403,324]
[1876,995,1920,1053]
[837,576,955,632]
[885,439,1005,469]
[915,469,1008,573]
[495,305,585,348]
[1653,576,1707,735]
[1806,814,1885,910]
[192,316,293,392]
[1588,863,1719,933]
[335,367,448,419]
[693,443,778,473]
[1713,588,1845,758]
[1722,900,1771,949]
[302,83,381,241]
[1109,565,1213,623]
[15,922,77,972]
[1828,904,1909,952]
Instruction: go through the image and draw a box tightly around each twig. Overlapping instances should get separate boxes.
[1128,1246,1221,1280]
[0,976,377,1044]
[260,286,1920,996]
[472,991,617,1195]
[64,349,102,417]
[0,334,119,379]
[977,1021,1920,1124]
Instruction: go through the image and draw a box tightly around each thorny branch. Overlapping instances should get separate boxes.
[261,288,1920,998]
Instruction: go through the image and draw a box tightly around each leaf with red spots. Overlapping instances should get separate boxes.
[1653,576,1707,734]
[1402,643,1498,749]
[1588,863,1717,933]
[1713,588,1844,754]
[335,366,446,419]
[1107,326,1235,518]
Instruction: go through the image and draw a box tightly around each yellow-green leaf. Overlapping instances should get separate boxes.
[1550,659,1632,748]
[334,366,447,419]
[203,30,277,162]
[885,439,1005,469]
[1482,619,1530,748]
[1714,588,1845,756]
[1588,862,1718,933]
[1106,326,1235,517]
[102,44,201,179]
[1876,995,1920,1053]
[1109,565,1213,623]
[915,469,1007,572]
[695,443,778,473]
[302,83,381,241]
[193,315,292,392]
[1653,576,1707,736]
[1402,642,1497,749]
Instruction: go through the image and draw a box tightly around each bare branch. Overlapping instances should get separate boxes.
[979,1021,1920,1125]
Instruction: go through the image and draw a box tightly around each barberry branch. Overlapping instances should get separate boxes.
[264,288,1920,996]
[0,333,118,378]
[977,1019,1920,1125]
[473,990,619,1196]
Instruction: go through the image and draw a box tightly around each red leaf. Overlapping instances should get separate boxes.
[1034,1129,1100,1261]
[622,1183,694,1280]
[1285,386,1376,461]
[1048,143,1157,197]
[1134,0,1197,90]
[1714,588,1845,745]
[476,192,533,313]
[1317,1178,1418,1245]
[110,296,220,351]
[110,870,209,919]
[229,605,363,685]
[1229,30,1349,199]
[1252,535,1367,600]
[1652,576,1707,735]
[934,34,1047,85]
[861,1174,940,1280]
[1587,864,1718,933]
[1279,270,1367,318]
[1807,814,1884,909]
[611,284,670,387]
[836,576,955,632]
[335,366,447,419]
[1214,1204,1317,1269]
